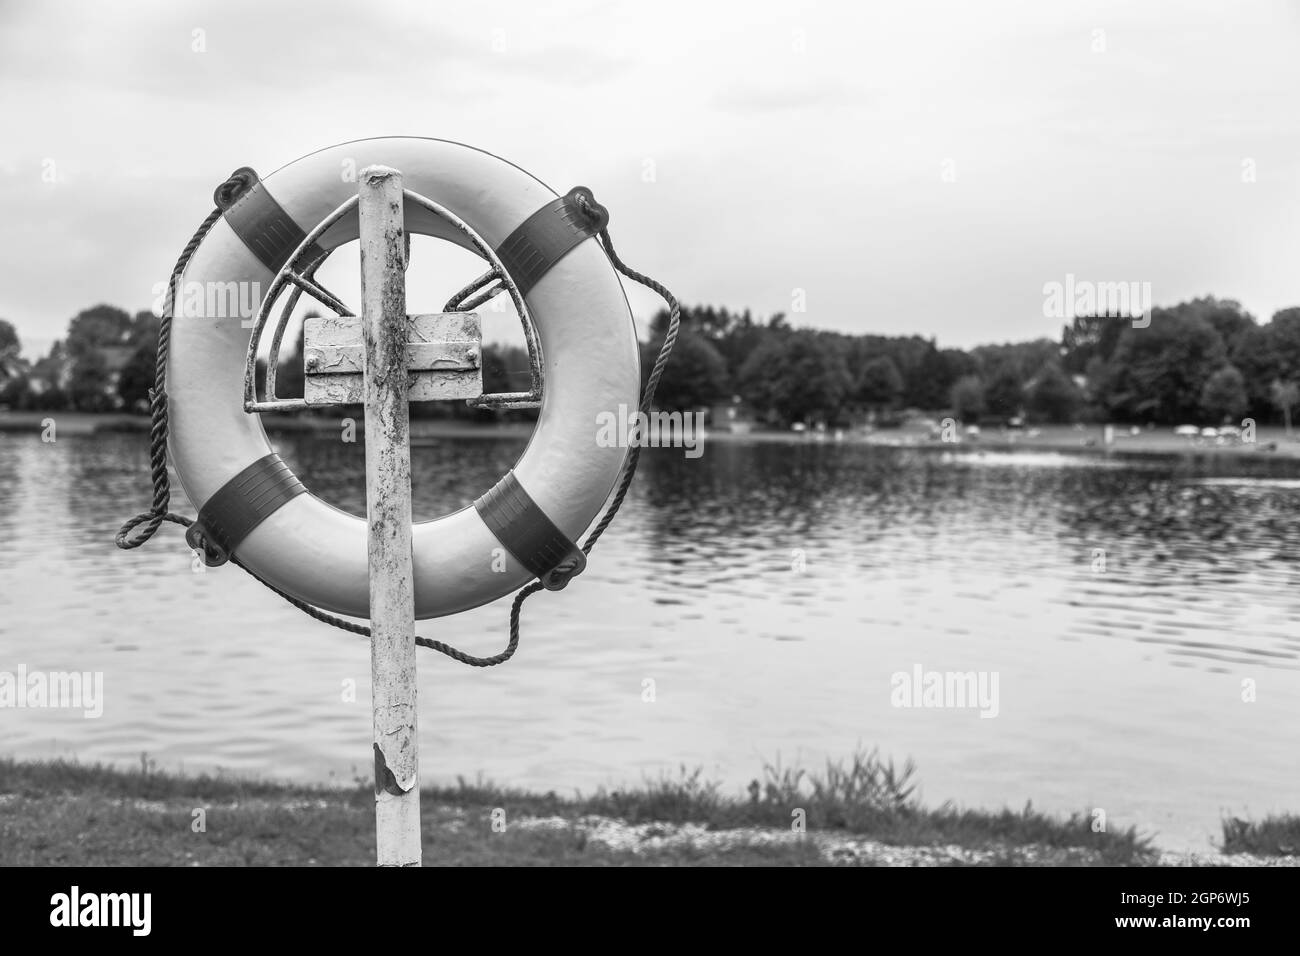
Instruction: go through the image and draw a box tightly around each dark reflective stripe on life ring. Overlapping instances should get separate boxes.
[214,166,327,274]
[494,186,609,299]
[185,453,306,567]
[474,471,587,590]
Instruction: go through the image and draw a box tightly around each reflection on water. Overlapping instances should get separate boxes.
[2,431,1299,851]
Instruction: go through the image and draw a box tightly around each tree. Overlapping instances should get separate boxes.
[1270,379,1300,435]
[1176,297,1255,354]
[1061,314,1127,375]
[62,305,133,411]
[117,311,162,411]
[1026,361,1081,423]
[1101,310,1227,422]
[0,318,21,390]
[878,336,937,409]
[1264,308,1300,398]
[0,319,18,358]
[127,310,160,350]
[909,345,977,411]
[982,364,1025,420]
[642,330,729,411]
[738,329,852,425]
[972,338,1058,380]
[856,356,903,412]
[481,343,532,396]
[1199,365,1248,423]
[1229,324,1279,420]
[67,349,114,412]
[0,320,28,408]
[65,304,132,359]
[653,306,784,402]
[116,345,156,412]
[711,309,770,384]
[1081,353,1113,415]
[27,341,69,409]
[949,375,985,423]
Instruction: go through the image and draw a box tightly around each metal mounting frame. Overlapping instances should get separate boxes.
[242,186,543,414]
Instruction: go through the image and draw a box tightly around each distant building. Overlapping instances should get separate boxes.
[0,353,26,385]
[98,344,136,392]
[25,346,71,398]
[25,341,137,408]
[708,396,756,433]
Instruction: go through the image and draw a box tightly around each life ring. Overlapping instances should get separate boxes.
[167,137,640,620]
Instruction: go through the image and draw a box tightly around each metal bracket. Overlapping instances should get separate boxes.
[235,176,608,416]
[303,312,482,405]
[241,185,546,415]
[460,187,608,411]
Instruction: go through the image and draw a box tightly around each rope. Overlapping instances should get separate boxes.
[114,207,222,552]
[574,197,680,554]
[116,188,678,668]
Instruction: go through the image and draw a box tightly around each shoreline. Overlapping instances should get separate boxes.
[5,410,1300,461]
[2,755,1295,867]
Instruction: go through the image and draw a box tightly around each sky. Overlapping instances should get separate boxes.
[2,0,1299,359]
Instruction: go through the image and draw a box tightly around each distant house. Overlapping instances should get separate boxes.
[25,347,71,399]
[0,353,26,385]
[26,341,137,408]
[99,345,136,391]
[708,396,756,433]
[0,353,30,407]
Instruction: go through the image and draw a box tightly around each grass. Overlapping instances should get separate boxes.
[575,755,1152,865]
[0,750,1161,866]
[1221,815,1300,856]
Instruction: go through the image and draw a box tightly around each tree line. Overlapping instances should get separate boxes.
[0,305,536,419]
[3,295,1300,428]
[640,296,1300,427]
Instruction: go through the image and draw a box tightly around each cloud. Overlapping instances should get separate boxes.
[2,0,1300,356]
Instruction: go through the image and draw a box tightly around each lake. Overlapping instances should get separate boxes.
[2,428,1299,852]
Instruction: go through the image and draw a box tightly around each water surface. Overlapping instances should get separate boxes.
[2,430,1299,851]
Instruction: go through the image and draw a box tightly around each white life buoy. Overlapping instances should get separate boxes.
[166,137,639,620]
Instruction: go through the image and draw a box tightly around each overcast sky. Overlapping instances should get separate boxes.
[2,0,1299,359]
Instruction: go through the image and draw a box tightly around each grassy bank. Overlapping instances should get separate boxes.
[0,410,152,435]
[1222,815,1300,856]
[0,751,1167,866]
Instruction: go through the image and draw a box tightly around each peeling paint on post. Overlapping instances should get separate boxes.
[359,165,421,866]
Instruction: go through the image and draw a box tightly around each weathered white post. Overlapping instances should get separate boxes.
[358,165,421,866]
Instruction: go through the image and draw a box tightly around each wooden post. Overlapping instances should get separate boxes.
[358,165,421,866]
